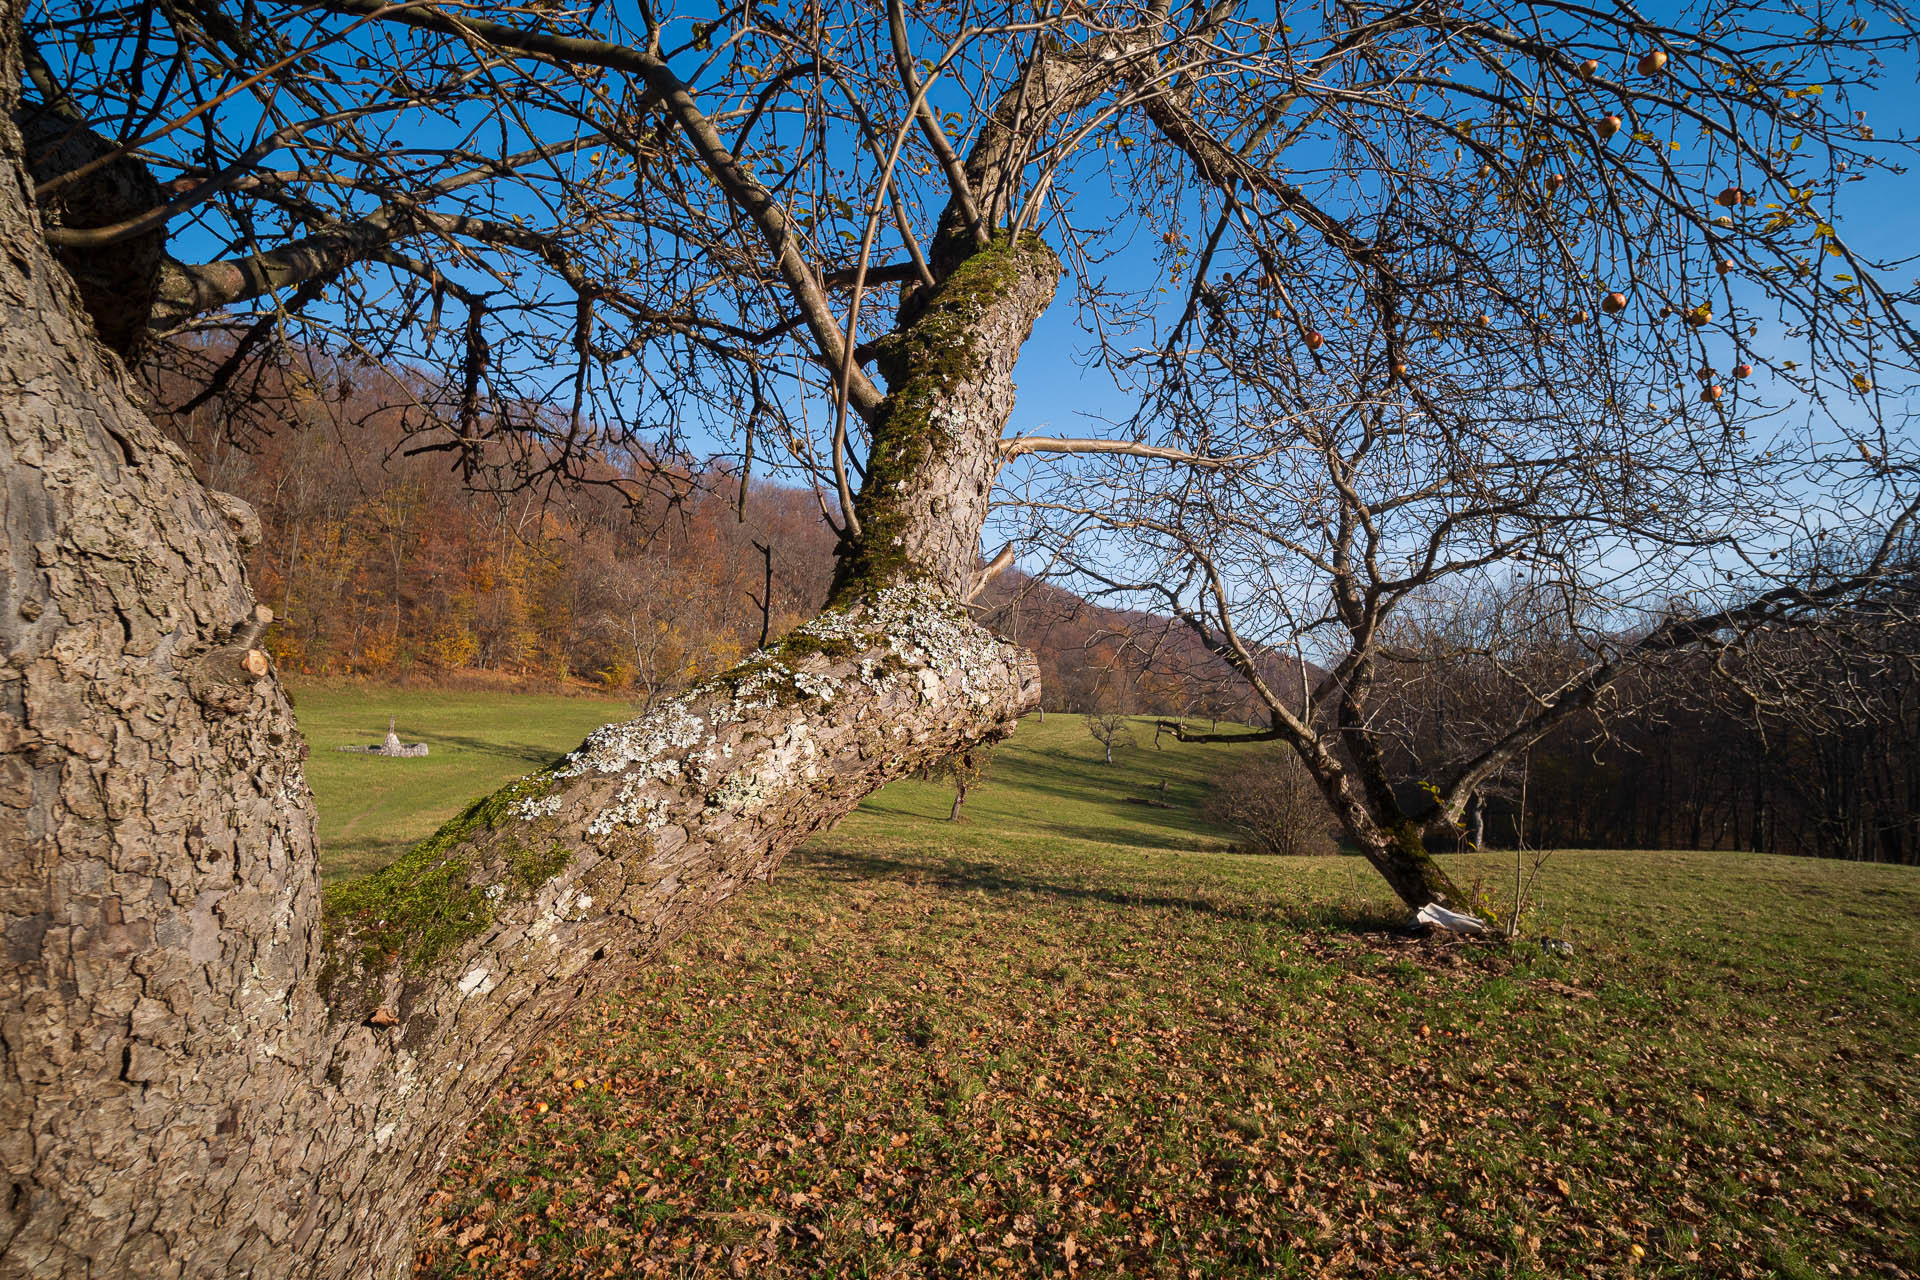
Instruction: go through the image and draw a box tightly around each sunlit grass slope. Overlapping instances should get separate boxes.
[287,685,1919,1279]
[289,682,625,881]
[292,686,1260,881]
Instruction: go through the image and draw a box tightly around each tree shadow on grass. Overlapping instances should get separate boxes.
[854,795,1227,854]
[424,734,574,767]
[793,846,1404,934]
[989,752,1203,803]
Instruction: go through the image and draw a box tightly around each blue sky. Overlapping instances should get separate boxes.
[1001,32,1918,451]
[101,0,1916,551]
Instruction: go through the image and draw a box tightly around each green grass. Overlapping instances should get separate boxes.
[289,689,1920,1279]
[289,681,624,881]
[293,686,1261,881]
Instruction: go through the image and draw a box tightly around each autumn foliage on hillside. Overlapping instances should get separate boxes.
[146,338,834,692]
[141,337,1270,714]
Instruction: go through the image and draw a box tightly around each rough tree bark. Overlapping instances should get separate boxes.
[0,23,1054,1278]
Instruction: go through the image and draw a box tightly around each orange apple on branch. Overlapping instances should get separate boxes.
[1600,292,1628,314]
[1638,49,1668,75]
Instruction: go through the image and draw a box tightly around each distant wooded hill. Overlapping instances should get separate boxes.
[146,340,1915,864]
[144,339,1277,719]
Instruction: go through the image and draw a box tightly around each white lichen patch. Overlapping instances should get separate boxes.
[872,585,1009,710]
[509,794,563,822]
[548,887,596,921]
[457,967,494,997]
[710,720,818,813]
[801,580,1013,712]
[586,777,668,837]
[278,763,308,812]
[725,666,790,711]
[791,669,841,702]
[547,581,1018,837]
[556,703,705,781]
[553,700,709,836]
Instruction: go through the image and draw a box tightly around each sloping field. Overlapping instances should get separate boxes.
[293,688,1920,1279]
[290,683,629,882]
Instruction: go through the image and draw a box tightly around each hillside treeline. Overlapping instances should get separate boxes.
[1379,604,1920,865]
[147,344,1912,863]
[145,342,1260,717]
[154,367,827,694]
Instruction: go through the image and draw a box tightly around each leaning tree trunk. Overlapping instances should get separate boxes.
[0,40,1058,1280]
[1282,727,1472,913]
[1329,693,1474,914]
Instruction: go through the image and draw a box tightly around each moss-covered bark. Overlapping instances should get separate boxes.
[322,773,572,985]
[830,233,1060,602]
[1372,820,1475,913]
[1275,728,1476,914]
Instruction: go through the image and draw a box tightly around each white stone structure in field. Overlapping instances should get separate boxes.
[338,716,429,758]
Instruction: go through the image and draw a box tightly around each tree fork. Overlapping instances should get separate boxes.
[1286,727,1475,914]
[1158,659,1473,913]
[1344,784,1475,915]
[13,102,164,360]
[0,36,1056,1277]
[1331,672,1475,911]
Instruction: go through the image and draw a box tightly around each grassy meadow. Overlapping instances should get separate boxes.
[291,685,1920,1279]
[290,683,628,882]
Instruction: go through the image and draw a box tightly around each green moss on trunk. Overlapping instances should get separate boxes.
[322,772,573,981]
[831,232,1058,601]
[1377,820,1481,916]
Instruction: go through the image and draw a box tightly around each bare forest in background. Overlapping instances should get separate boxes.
[141,335,1270,716]
[146,338,1917,865]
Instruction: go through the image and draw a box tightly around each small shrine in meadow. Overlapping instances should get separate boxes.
[337,716,429,758]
